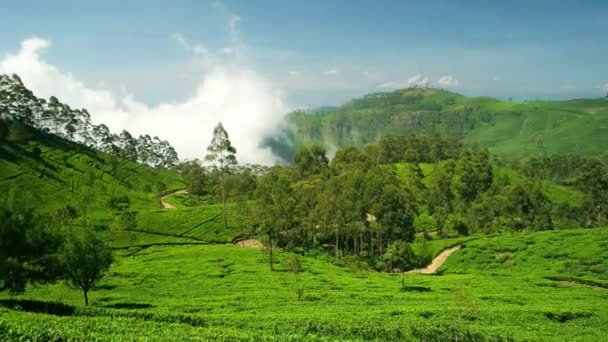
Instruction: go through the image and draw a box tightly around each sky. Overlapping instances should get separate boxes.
[0,0,606,163]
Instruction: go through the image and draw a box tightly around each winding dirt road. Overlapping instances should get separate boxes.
[160,190,188,209]
[410,245,461,274]
[234,239,264,248]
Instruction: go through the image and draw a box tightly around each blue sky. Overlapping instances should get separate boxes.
[0,0,606,107]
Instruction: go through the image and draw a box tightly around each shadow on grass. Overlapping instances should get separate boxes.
[0,299,75,316]
[400,285,432,292]
[103,302,154,310]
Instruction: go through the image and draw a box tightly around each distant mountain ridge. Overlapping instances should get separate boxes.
[0,74,178,168]
[265,87,608,162]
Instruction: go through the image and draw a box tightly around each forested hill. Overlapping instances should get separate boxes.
[0,74,178,168]
[265,87,608,162]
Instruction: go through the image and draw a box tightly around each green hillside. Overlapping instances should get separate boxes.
[2,228,608,340]
[0,121,183,213]
[441,228,608,285]
[0,120,244,248]
[270,88,608,161]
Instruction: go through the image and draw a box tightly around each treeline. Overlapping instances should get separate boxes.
[0,74,178,168]
[507,154,608,228]
[173,161,266,205]
[187,131,607,271]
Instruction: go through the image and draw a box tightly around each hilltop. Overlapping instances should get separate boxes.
[266,88,608,161]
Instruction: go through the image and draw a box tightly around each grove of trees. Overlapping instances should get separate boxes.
[177,128,608,273]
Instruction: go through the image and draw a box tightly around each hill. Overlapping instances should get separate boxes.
[0,120,248,249]
[266,88,608,161]
[1,228,607,340]
[0,120,183,213]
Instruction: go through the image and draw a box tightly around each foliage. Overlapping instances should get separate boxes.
[0,205,64,294]
[62,230,114,305]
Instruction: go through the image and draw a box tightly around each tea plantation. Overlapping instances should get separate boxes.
[1,228,607,341]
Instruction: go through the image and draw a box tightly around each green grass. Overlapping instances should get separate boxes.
[2,228,608,341]
[441,228,608,283]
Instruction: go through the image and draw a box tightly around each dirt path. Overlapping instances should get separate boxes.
[234,239,264,248]
[160,189,188,209]
[409,245,461,274]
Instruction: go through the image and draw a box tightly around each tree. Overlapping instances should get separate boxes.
[62,230,113,305]
[412,238,433,269]
[255,167,296,270]
[205,122,237,231]
[383,240,416,290]
[283,255,304,300]
[293,145,329,178]
[175,160,207,196]
[0,205,64,294]
[427,160,455,235]
[117,211,138,258]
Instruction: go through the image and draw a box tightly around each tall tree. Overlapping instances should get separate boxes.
[205,122,237,231]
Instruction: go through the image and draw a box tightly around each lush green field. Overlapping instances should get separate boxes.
[2,228,607,341]
[274,88,608,160]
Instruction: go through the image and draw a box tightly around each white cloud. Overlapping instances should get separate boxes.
[492,76,500,81]
[323,68,337,76]
[380,73,429,89]
[288,70,301,77]
[0,36,289,164]
[407,73,429,87]
[437,75,460,87]
[602,82,608,93]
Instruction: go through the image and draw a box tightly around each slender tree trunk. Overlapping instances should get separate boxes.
[401,272,405,290]
[83,288,89,306]
[269,231,274,271]
[221,173,228,232]
[220,151,228,232]
[335,227,339,259]
[370,232,374,258]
